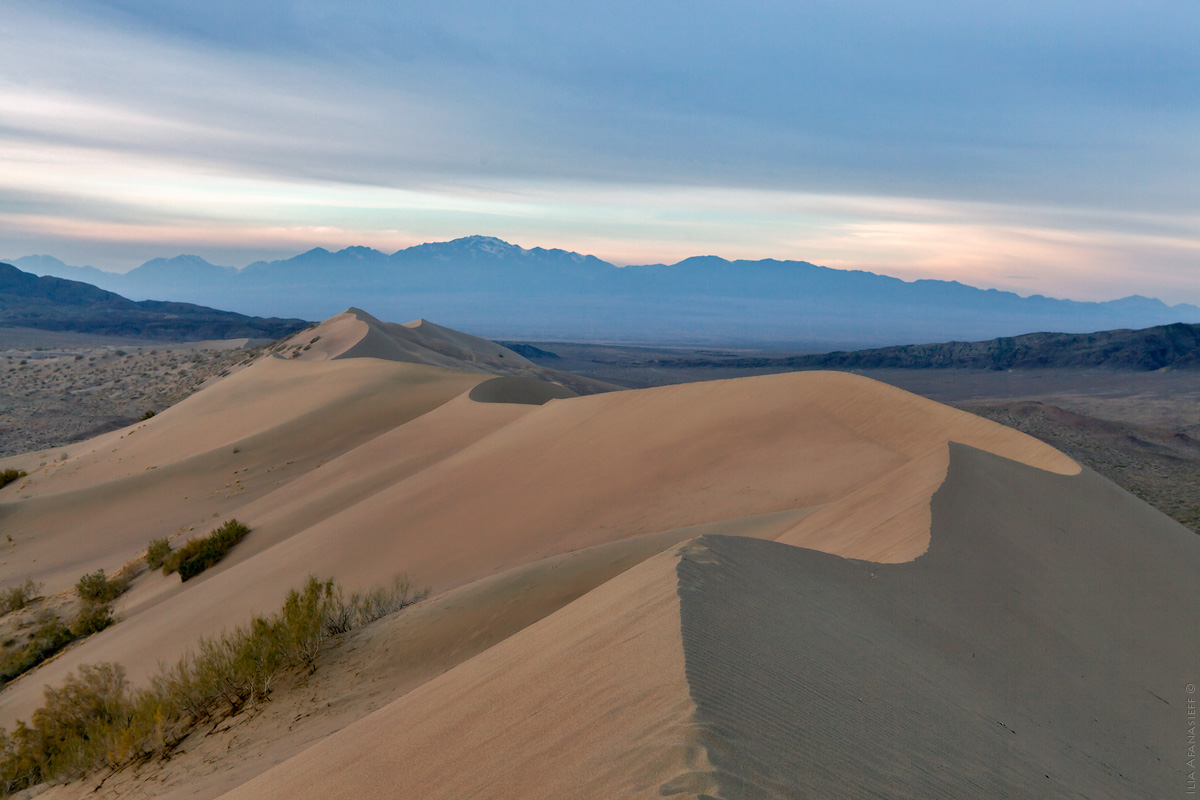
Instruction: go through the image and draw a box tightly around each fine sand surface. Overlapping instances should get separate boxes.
[5,311,1191,798]
[217,445,1196,800]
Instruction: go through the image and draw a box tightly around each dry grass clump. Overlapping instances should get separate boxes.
[0,470,25,491]
[0,574,425,794]
[0,580,41,616]
[144,538,172,571]
[161,520,249,581]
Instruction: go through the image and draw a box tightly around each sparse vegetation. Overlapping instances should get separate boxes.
[145,538,172,570]
[0,612,75,688]
[0,342,271,458]
[68,602,114,638]
[0,581,41,616]
[0,574,425,794]
[162,519,250,581]
[0,470,25,491]
[139,409,156,420]
[0,561,143,692]
[74,569,129,605]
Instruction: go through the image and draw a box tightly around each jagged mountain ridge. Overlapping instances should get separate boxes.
[11,236,1200,347]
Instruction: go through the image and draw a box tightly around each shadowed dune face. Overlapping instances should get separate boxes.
[214,445,1198,800]
[467,375,578,404]
[673,446,1200,798]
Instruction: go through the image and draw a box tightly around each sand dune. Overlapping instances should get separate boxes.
[278,307,615,395]
[216,445,1198,800]
[0,352,1071,723]
[3,312,1190,799]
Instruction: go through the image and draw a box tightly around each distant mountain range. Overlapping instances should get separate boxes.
[10,237,1200,348]
[632,322,1200,371]
[0,263,308,341]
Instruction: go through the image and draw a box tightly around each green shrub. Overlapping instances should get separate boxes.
[0,580,41,616]
[74,570,128,605]
[0,614,74,687]
[145,538,172,570]
[69,603,114,638]
[0,470,25,491]
[164,520,250,581]
[0,663,131,791]
[139,410,156,421]
[0,573,427,792]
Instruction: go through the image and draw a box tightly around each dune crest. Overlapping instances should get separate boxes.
[278,307,614,395]
[10,313,1187,800]
[215,444,1195,800]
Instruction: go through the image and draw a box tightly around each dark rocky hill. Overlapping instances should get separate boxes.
[648,322,1200,371]
[0,263,308,341]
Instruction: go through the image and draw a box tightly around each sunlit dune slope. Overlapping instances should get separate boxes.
[217,445,1198,800]
[0,357,488,592]
[0,330,1074,728]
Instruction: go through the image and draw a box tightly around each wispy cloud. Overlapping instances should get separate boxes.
[1,1,1197,302]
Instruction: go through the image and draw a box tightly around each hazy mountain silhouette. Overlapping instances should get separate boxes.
[12,236,1200,348]
[0,263,308,341]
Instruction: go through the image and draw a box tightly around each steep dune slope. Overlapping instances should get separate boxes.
[217,445,1197,799]
[0,358,487,592]
[222,549,704,800]
[5,313,1132,799]
[0,363,1073,727]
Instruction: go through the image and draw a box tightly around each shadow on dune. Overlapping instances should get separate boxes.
[676,443,1199,798]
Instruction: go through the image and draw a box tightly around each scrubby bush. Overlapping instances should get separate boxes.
[0,663,131,791]
[0,580,41,615]
[0,470,25,491]
[74,570,128,605]
[139,410,156,421]
[145,538,172,570]
[322,574,427,635]
[163,520,250,581]
[0,573,427,792]
[0,613,74,687]
[69,603,114,638]
[0,570,128,690]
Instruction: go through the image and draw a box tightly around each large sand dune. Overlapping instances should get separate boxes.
[220,445,1196,799]
[2,312,1191,799]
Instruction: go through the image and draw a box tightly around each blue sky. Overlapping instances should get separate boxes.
[1,1,1197,302]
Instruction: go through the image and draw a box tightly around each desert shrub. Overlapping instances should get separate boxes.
[0,663,132,790]
[323,574,427,635]
[0,580,41,615]
[69,603,114,638]
[0,614,74,687]
[0,573,427,793]
[74,570,128,605]
[0,602,124,690]
[145,538,172,570]
[139,410,156,421]
[163,520,250,581]
[0,471,25,491]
